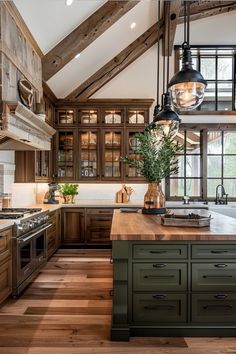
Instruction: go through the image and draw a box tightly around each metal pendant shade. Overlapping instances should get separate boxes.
[168,2,207,111]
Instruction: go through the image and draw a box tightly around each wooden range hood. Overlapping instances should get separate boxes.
[0,102,56,150]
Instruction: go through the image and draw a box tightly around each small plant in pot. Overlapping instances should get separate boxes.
[58,183,79,204]
[121,123,183,214]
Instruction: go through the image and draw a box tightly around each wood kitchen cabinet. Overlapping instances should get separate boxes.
[61,207,114,246]
[15,151,51,183]
[0,227,12,304]
[54,100,153,182]
[61,208,85,244]
[47,209,61,259]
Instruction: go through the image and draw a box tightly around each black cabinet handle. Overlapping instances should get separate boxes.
[203,305,232,310]
[214,263,228,268]
[152,294,167,299]
[144,275,174,279]
[214,294,228,299]
[149,250,167,254]
[153,263,167,268]
[211,250,229,254]
[144,305,175,310]
[203,275,232,279]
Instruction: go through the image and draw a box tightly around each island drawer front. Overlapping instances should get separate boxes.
[133,293,187,323]
[133,263,187,291]
[133,244,187,260]
[192,263,236,291]
[192,244,236,259]
[191,293,236,323]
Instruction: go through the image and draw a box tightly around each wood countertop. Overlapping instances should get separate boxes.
[110,209,236,241]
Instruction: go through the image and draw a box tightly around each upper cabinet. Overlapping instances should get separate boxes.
[53,100,153,182]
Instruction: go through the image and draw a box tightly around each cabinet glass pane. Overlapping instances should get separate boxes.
[128,110,145,124]
[57,132,74,178]
[104,110,122,124]
[207,131,222,154]
[58,110,74,124]
[80,110,98,124]
[103,131,121,178]
[127,132,143,178]
[224,132,236,154]
[80,131,97,178]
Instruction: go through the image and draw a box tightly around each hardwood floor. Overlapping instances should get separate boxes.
[0,249,236,354]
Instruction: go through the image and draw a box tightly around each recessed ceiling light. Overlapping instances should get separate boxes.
[130,22,136,29]
[66,0,74,6]
[74,53,81,59]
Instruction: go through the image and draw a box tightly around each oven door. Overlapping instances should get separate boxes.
[34,227,47,267]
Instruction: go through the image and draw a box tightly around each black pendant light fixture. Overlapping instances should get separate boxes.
[150,0,180,138]
[168,1,207,111]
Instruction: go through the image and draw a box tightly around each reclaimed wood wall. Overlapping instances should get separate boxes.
[0,1,43,105]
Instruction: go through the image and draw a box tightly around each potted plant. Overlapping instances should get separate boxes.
[121,124,183,214]
[58,183,79,204]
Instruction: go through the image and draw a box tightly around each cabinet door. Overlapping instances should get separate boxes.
[35,151,51,182]
[56,130,76,180]
[0,258,12,304]
[78,108,99,124]
[62,209,85,243]
[56,109,76,125]
[102,108,123,125]
[124,129,146,181]
[0,228,12,264]
[79,129,99,180]
[86,208,113,244]
[126,108,148,125]
[102,129,123,181]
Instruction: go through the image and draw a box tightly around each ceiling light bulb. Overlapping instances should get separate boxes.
[66,0,74,6]
[74,53,81,59]
[130,22,136,29]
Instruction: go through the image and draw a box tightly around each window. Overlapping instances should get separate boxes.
[175,47,236,112]
[166,125,236,200]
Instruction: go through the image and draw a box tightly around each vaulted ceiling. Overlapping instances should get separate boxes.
[13,0,236,100]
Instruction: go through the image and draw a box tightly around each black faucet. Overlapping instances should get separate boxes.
[215,184,228,205]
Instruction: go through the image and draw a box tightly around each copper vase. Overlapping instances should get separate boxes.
[142,182,166,214]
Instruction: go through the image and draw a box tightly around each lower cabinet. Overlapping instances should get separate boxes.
[0,228,12,304]
[112,241,236,341]
[61,207,114,245]
[47,210,61,259]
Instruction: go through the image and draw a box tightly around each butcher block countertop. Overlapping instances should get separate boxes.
[110,209,236,241]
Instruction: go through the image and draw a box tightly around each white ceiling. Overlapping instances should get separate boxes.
[13,0,236,99]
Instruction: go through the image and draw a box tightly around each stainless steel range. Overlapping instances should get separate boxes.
[0,208,51,297]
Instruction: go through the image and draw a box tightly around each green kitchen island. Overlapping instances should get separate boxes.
[110,209,236,341]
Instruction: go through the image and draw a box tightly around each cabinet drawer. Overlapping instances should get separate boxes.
[86,208,114,215]
[133,293,187,323]
[133,263,187,291]
[87,217,112,229]
[133,244,187,260]
[192,244,236,259]
[0,229,12,264]
[192,293,236,323]
[192,263,236,291]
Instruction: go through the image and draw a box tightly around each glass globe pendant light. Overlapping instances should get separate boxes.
[150,0,180,140]
[168,1,207,111]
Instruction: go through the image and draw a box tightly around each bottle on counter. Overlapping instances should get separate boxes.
[2,193,12,208]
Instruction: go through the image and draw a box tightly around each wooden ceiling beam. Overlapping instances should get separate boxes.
[42,0,139,82]
[66,20,164,101]
[178,1,236,24]
[162,0,182,56]
[180,1,236,16]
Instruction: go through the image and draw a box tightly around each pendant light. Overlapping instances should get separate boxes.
[168,1,207,111]
[150,0,180,138]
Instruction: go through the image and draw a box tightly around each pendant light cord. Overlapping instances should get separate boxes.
[162,0,166,97]
[187,0,190,45]
[166,0,170,92]
[184,1,186,43]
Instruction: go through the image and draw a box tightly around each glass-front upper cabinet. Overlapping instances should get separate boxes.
[35,151,50,181]
[56,109,76,125]
[79,130,99,179]
[103,109,123,125]
[127,109,148,125]
[57,130,75,179]
[78,109,99,124]
[102,129,122,180]
[125,129,145,181]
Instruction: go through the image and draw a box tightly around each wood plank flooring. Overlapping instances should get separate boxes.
[0,249,236,353]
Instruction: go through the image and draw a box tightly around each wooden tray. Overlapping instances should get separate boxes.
[161,213,211,228]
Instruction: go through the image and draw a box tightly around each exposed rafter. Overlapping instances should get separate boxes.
[162,0,182,56]
[178,0,236,23]
[66,20,164,101]
[42,0,139,82]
